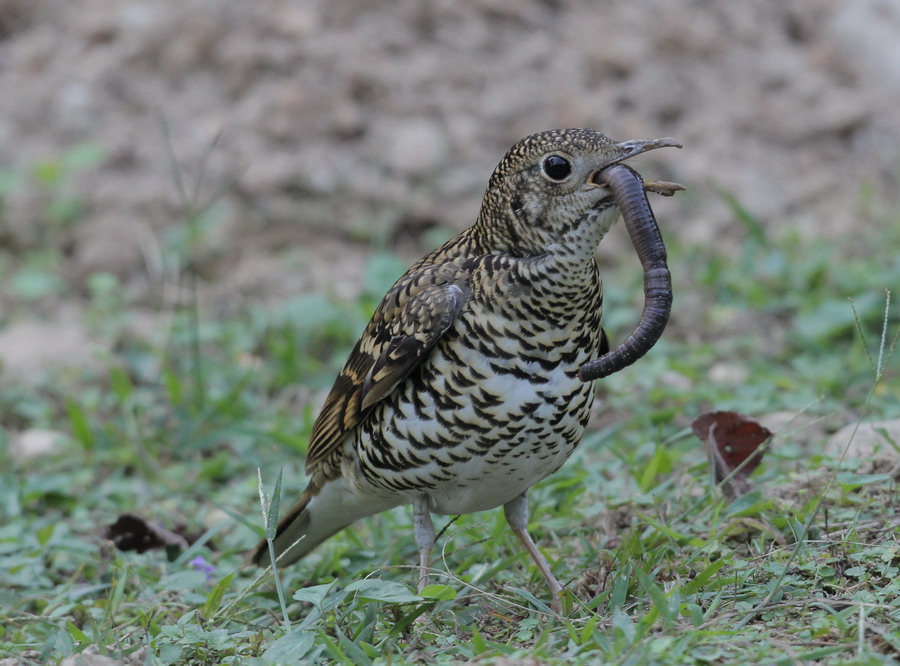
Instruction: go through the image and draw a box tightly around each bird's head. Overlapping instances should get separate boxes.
[476,128,681,258]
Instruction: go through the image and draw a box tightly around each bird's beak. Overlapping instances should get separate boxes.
[613,136,683,160]
[588,137,683,190]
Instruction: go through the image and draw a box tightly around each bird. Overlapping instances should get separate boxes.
[252,128,682,613]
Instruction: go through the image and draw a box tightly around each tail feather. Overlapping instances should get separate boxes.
[251,478,397,568]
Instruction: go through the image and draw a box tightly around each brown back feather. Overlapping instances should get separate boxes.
[303,257,473,481]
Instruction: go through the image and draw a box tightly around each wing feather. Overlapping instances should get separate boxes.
[304,262,471,480]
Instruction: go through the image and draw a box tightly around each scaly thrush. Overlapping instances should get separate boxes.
[252,128,682,613]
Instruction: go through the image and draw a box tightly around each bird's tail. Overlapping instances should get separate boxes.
[251,478,397,568]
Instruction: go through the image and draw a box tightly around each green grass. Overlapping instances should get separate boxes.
[1,175,899,664]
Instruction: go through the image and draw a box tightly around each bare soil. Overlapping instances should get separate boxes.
[1,0,899,376]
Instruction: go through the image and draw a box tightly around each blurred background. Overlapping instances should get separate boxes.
[1,0,899,380]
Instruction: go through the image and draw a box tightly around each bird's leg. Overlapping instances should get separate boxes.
[503,492,564,614]
[412,496,435,593]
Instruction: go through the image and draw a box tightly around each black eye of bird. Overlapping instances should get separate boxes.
[542,155,571,181]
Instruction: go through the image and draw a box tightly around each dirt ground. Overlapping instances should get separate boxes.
[1,0,899,377]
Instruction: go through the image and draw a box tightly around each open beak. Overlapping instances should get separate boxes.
[589,137,683,193]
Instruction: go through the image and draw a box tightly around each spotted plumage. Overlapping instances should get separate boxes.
[253,128,681,612]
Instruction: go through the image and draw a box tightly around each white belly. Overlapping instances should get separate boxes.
[421,362,585,514]
[352,311,596,514]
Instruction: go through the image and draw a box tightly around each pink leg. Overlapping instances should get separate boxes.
[413,497,434,593]
[504,492,564,614]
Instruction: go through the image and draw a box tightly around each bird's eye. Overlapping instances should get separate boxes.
[542,155,572,181]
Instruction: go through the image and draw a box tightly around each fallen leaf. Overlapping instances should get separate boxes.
[104,514,189,554]
[692,411,772,498]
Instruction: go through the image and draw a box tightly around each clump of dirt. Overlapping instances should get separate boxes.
[1,0,899,375]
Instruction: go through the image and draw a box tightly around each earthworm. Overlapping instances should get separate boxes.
[579,163,673,381]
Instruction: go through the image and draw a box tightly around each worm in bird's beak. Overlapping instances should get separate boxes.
[579,138,684,382]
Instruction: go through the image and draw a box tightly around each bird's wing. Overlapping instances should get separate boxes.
[304,261,472,480]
